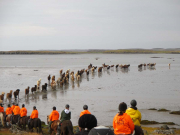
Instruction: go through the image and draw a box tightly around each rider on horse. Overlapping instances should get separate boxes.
[57,104,71,134]
[48,106,59,133]
[28,106,38,126]
[4,104,12,124]
[17,104,27,125]
[0,103,4,113]
[12,104,20,124]
[80,105,91,117]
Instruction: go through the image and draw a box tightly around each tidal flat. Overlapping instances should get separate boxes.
[0,54,180,127]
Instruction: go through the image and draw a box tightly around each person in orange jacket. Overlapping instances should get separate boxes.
[13,104,20,115]
[11,102,15,114]
[11,104,20,124]
[0,103,4,113]
[17,104,27,125]
[0,103,4,127]
[48,106,59,133]
[113,102,134,135]
[4,104,12,123]
[80,105,91,117]
[28,106,38,125]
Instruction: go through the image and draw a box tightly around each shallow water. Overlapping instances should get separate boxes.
[0,54,180,127]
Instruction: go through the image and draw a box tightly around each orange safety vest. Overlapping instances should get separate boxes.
[113,113,134,135]
[11,105,15,112]
[20,107,27,117]
[30,110,38,119]
[80,110,91,117]
[6,107,12,115]
[13,106,20,115]
[0,106,4,112]
[49,110,59,121]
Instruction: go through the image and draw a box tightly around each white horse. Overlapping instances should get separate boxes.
[37,78,41,90]
[0,112,4,127]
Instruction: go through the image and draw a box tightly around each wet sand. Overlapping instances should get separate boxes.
[0,54,180,127]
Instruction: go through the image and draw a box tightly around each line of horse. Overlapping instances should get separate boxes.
[0,62,158,104]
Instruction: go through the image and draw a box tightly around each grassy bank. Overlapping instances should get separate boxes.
[0,49,180,54]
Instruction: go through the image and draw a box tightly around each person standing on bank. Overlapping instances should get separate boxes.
[113,102,134,135]
[126,99,144,135]
[126,99,141,126]
[80,105,91,117]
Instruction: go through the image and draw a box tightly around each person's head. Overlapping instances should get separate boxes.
[12,102,15,105]
[130,99,137,107]
[8,104,11,107]
[0,103,3,107]
[16,103,18,106]
[65,104,69,109]
[33,106,36,110]
[83,105,88,110]
[78,114,97,131]
[53,106,56,110]
[22,104,25,107]
[118,102,127,115]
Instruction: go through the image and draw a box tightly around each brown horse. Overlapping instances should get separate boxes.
[47,115,60,135]
[25,86,30,96]
[6,90,13,99]
[52,75,55,81]
[0,92,5,100]
[31,85,37,94]
[42,83,48,91]
[11,114,20,124]
[48,75,51,81]
[14,89,20,99]
[58,120,73,135]
[19,116,30,130]
[28,118,42,133]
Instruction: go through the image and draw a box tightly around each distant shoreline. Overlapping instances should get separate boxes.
[0,49,180,54]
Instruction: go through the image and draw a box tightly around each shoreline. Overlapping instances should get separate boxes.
[0,49,180,54]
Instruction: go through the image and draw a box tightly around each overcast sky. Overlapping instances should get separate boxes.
[0,0,180,51]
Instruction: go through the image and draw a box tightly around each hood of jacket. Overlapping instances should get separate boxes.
[64,109,70,114]
[126,108,137,115]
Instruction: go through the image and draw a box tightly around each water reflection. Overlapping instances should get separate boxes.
[116,68,119,73]
[121,68,129,73]
[98,72,102,78]
[42,92,47,100]
[107,70,110,75]
[147,67,156,71]
[71,81,75,89]
[86,76,89,81]
[25,95,29,104]
[51,91,57,99]
[138,68,143,72]
[31,94,39,103]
